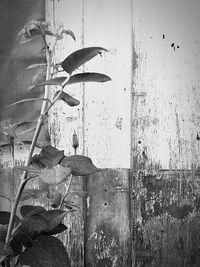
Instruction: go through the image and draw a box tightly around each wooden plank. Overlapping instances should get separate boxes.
[85,169,131,267]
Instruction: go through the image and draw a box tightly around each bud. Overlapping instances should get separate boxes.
[72,131,79,153]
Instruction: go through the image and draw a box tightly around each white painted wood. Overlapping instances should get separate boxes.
[83,0,133,168]
[132,0,200,171]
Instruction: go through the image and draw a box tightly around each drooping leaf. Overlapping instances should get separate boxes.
[39,165,72,185]
[20,189,45,201]
[0,211,20,225]
[61,47,108,74]
[20,205,45,218]
[39,210,67,231]
[0,242,13,264]
[46,223,67,235]
[60,29,76,41]
[18,235,71,267]
[54,91,80,106]
[39,145,65,167]
[60,155,99,176]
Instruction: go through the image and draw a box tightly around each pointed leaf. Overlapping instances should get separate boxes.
[67,72,111,84]
[62,29,76,41]
[20,189,45,201]
[0,211,20,225]
[20,205,45,218]
[39,165,72,185]
[60,155,99,176]
[54,91,80,106]
[46,223,67,235]
[61,47,108,74]
[40,210,67,231]
[39,145,65,167]
[19,235,71,267]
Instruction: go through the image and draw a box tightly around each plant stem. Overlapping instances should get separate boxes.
[59,175,73,209]
[5,34,51,246]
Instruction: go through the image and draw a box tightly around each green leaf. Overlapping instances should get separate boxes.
[67,72,111,84]
[61,47,108,74]
[60,155,99,176]
[46,223,67,235]
[19,235,71,267]
[40,210,67,231]
[20,205,45,218]
[54,91,80,106]
[20,189,45,201]
[39,165,72,185]
[0,211,20,225]
[39,145,65,167]
[0,242,13,264]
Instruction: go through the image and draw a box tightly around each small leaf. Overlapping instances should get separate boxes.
[62,29,76,41]
[0,211,20,225]
[20,205,45,218]
[18,235,71,267]
[54,91,80,106]
[40,210,67,231]
[72,131,79,150]
[61,201,78,210]
[60,155,99,176]
[39,165,72,185]
[61,47,108,74]
[48,188,62,208]
[20,189,45,201]
[39,145,65,167]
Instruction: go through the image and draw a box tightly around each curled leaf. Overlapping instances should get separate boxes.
[60,155,99,176]
[54,91,80,106]
[39,165,72,185]
[62,47,108,74]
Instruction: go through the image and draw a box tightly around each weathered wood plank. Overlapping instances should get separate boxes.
[85,169,131,267]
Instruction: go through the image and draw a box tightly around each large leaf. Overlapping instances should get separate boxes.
[39,145,65,167]
[20,189,45,201]
[18,235,71,267]
[30,72,111,89]
[0,211,20,225]
[39,165,72,185]
[54,91,80,106]
[20,205,45,218]
[61,47,108,74]
[39,210,67,232]
[60,155,99,176]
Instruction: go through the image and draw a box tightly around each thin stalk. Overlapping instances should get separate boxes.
[59,175,73,209]
[5,34,51,246]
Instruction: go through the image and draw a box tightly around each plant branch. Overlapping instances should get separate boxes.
[5,34,52,246]
[59,175,73,209]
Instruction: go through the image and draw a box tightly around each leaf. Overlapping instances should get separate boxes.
[18,235,71,267]
[20,189,45,201]
[7,98,51,108]
[46,223,67,235]
[0,242,13,264]
[54,91,80,106]
[10,233,32,257]
[60,155,99,176]
[15,166,41,173]
[39,165,72,185]
[39,145,65,167]
[0,211,20,225]
[26,63,47,70]
[67,72,111,84]
[39,210,67,232]
[20,205,45,218]
[61,47,108,74]
[61,201,78,211]
[30,154,46,170]
[61,29,76,41]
